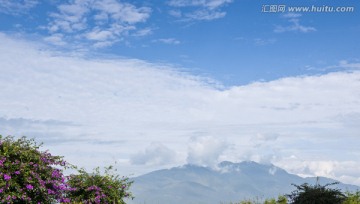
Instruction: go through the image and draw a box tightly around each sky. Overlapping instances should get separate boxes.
[0,0,360,186]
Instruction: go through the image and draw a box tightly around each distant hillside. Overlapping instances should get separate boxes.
[127,161,359,204]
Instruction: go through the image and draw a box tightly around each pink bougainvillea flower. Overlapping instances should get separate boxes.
[4,174,11,181]
[26,184,34,190]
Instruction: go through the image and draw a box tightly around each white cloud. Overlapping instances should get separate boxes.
[282,13,302,19]
[153,38,181,45]
[254,38,276,46]
[338,60,360,69]
[276,158,360,186]
[274,19,316,33]
[92,0,150,24]
[92,40,117,48]
[185,9,226,21]
[0,0,38,15]
[275,14,316,33]
[205,0,233,10]
[131,142,177,166]
[46,0,151,48]
[133,27,153,37]
[302,60,360,72]
[44,33,67,46]
[187,136,228,167]
[48,1,89,33]
[169,10,182,18]
[168,0,233,21]
[168,0,232,10]
[1,33,360,185]
[85,28,114,41]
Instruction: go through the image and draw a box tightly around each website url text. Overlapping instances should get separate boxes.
[261,5,355,13]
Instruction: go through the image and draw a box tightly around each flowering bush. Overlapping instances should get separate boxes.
[0,135,133,204]
[66,166,133,204]
[0,135,71,203]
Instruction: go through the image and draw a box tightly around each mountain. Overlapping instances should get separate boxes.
[127,161,359,204]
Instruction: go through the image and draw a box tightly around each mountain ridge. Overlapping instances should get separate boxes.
[128,161,359,204]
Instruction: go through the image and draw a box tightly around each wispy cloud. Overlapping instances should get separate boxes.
[1,33,360,184]
[168,0,233,21]
[0,117,77,128]
[45,0,151,48]
[274,13,316,33]
[168,0,232,9]
[338,60,360,69]
[153,38,181,45]
[254,38,276,46]
[168,9,182,18]
[0,0,38,15]
[133,27,154,37]
[185,9,226,21]
[0,116,83,146]
[310,60,360,72]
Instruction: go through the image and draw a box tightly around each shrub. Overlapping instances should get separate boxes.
[264,195,287,204]
[230,195,287,204]
[343,191,360,204]
[0,135,72,203]
[276,195,287,204]
[66,166,133,204]
[287,179,346,204]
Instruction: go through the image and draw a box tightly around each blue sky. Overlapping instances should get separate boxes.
[1,0,359,84]
[1,0,360,186]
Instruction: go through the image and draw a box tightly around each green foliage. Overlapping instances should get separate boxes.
[239,201,254,204]
[66,166,133,204]
[0,135,72,203]
[264,198,277,204]
[287,180,346,204]
[230,195,288,204]
[276,195,287,204]
[343,191,360,204]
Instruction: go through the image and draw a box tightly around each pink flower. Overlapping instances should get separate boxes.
[26,184,34,190]
[4,174,11,181]
[0,158,5,167]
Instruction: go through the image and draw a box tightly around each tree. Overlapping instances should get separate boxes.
[66,166,133,204]
[287,178,346,204]
[0,135,72,203]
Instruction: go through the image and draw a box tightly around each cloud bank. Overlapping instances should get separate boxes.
[1,32,360,185]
